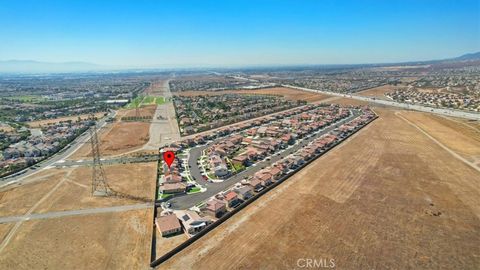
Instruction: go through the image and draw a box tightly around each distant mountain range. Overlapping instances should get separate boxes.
[0,52,479,74]
[450,52,480,61]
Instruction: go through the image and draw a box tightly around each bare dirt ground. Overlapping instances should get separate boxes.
[0,209,152,270]
[175,87,331,103]
[0,224,13,244]
[35,162,157,213]
[0,161,156,269]
[26,112,106,128]
[399,112,480,164]
[0,169,66,216]
[156,233,188,259]
[357,84,403,100]
[118,105,156,119]
[0,162,156,216]
[159,108,480,270]
[70,121,150,158]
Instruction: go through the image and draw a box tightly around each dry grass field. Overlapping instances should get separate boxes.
[26,112,106,128]
[175,87,331,103]
[118,105,156,119]
[357,84,402,99]
[159,108,480,270]
[399,112,480,165]
[0,209,152,270]
[70,121,150,158]
[0,161,157,269]
[0,162,156,216]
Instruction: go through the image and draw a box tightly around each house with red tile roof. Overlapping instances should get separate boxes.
[224,191,240,208]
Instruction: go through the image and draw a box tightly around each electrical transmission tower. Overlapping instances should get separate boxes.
[90,124,111,197]
[135,106,140,119]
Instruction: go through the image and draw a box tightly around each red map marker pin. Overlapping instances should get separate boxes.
[163,151,175,168]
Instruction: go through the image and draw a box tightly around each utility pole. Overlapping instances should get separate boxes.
[90,124,111,196]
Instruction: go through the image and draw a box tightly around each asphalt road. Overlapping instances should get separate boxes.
[0,111,116,188]
[284,84,480,120]
[53,155,159,168]
[167,110,361,210]
[187,145,209,186]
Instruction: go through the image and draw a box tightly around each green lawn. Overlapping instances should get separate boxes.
[126,96,166,108]
[187,187,201,194]
[142,96,155,105]
[233,163,246,172]
[155,97,166,105]
[159,192,173,199]
[125,96,143,109]
[4,95,46,103]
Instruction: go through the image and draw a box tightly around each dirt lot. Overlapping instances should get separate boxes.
[0,162,156,216]
[118,105,156,119]
[0,209,152,270]
[399,112,480,164]
[175,87,331,103]
[0,161,156,269]
[159,108,480,270]
[357,84,403,99]
[70,121,150,158]
[27,112,106,128]
[0,169,66,217]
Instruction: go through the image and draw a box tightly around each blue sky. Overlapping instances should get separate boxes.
[0,0,479,67]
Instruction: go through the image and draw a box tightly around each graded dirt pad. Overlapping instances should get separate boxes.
[357,84,402,99]
[159,108,480,270]
[27,112,106,128]
[0,209,152,270]
[175,87,331,103]
[71,121,150,158]
[118,105,157,119]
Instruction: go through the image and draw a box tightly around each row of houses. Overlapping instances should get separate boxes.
[199,107,376,222]
[174,94,306,135]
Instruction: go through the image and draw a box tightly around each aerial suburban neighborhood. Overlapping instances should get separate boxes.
[0,1,479,270]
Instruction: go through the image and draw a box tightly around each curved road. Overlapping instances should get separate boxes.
[167,110,361,210]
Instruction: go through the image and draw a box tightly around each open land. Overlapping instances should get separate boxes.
[159,107,480,270]
[119,105,157,119]
[70,121,150,158]
[0,162,156,216]
[0,209,152,270]
[357,84,403,100]
[0,161,156,269]
[174,87,331,103]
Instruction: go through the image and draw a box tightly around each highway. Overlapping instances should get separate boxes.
[0,111,116,188]
[166,110,361,210]
[284,84,480,120]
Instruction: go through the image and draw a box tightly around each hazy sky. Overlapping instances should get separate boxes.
[1,0,479,67]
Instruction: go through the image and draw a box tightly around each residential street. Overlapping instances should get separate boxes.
[166,110,361,210]
[0,110,116,188]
